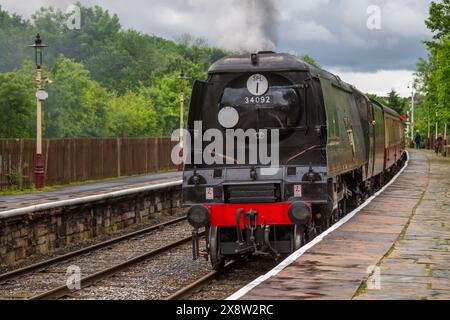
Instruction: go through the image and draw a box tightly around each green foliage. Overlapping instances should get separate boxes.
[414,1,450,138]
[0,5,33,72]
[0,71,35,138]
[366,93,388,106]
[425,0,450,41]
[299,54,321,68]
[387,89,407,115]
[366,91,408,117]
[107,88,157,137]
[0,4,231,138]
[0,4,316,139]
[45,55,110,137]
[436,36,450,123]
[6,168,26,186]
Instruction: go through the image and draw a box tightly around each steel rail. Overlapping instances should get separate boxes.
[164,260,236,300]
[0,216,187,282]
[28,231,204,300]
[0,179,182,219]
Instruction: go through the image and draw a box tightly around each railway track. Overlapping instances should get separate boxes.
[30,233,202,300]
[0,216,186,283]
[165,261,236,300]
[0,217,200,300]
[165,258,278,300]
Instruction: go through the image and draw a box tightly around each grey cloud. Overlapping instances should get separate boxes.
[276,0,432,71]
[0,0,432,71]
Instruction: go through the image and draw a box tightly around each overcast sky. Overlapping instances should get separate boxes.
[1,0,434,96]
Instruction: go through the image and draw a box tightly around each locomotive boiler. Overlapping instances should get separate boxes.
[182,52,405,269]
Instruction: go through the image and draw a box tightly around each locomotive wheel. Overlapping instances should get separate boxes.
[209,226,225,270]
[291,224,303,251]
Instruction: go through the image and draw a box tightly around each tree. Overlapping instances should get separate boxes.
[366,93,387,106]
[147,54,205,135]
[0,6,33,72]
[0,4,318,139]
[46,55,110,138]
[299,54,321,68]
[415,1,450,140]
[31,3,122,65]
[0,71,34,138]
[107,88,157,137]
[435,36,450,133]
[387,89,407,115]
[425,0,450,41]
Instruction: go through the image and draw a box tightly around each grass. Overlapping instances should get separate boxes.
[0,168,177,197]
[354,280,368,296]
[0,185,57,196]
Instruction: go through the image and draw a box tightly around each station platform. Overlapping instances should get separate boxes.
[230,150,450,300]
[0,171,182,215]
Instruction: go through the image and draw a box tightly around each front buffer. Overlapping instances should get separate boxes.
[186,201,313,270]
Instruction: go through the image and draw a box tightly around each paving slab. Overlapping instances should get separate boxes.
[239,150,445,300]
[0,171,181,213]
[356,152,450,300]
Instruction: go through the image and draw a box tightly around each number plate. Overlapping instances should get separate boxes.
[243,95,272,105]
[206,187,214,200]
[294,185,302,198]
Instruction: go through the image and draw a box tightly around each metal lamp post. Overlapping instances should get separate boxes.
[177,70,187,171]
[408,81,416,148]
[179,69,186,150]
[29,34,48,189]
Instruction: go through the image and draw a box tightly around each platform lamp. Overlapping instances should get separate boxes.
[28,34,48,189]
[407,81,416,149]
[178,69,187,171]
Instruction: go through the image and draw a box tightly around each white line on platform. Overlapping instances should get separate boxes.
[0,180,183,219]
[226,152,410,300]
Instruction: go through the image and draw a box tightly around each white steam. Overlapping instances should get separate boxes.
[171,0,280,52]
[216,0,279,51]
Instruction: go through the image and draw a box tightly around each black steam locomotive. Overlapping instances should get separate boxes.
[183,52,405,269]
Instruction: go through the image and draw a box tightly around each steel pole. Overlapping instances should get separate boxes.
[428,106,431,149]
[179,89,184,149]
[35,67,45,189]
[411,91,415,147]
[178,84,185,171]
[436,111,439,139]
[444,123,448,157]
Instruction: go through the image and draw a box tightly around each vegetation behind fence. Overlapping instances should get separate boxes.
[0,138,177,190]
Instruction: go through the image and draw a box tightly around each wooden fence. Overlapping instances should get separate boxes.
[0,138,177,190]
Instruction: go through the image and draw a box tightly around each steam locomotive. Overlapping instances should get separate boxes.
[183,52,406,269]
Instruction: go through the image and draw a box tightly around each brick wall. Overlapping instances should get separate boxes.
[0,186,182,264]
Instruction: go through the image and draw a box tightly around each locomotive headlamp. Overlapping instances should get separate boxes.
[187,206,210,229]
[288,202,312,226]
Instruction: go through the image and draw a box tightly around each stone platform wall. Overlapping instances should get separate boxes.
[0,186,181,264]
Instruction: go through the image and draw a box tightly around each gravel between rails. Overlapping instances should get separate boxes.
[60,247,277,300]
[0,219,194,299]
[62,241,212,300]
[186,257,278,300]
[0,215,184,275]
